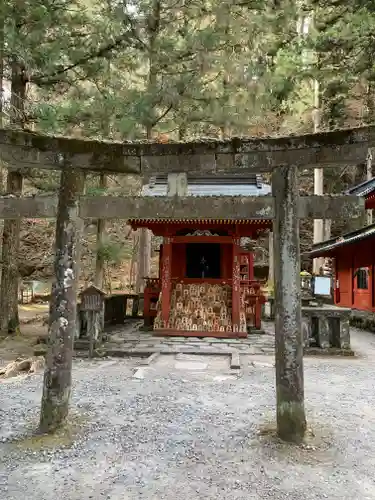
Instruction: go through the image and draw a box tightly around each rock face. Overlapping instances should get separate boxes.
[0,356,45,378]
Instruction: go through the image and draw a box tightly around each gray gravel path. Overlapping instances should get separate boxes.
[2,329,375,500]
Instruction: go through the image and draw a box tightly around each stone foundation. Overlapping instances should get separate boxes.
[302,305,351,349]
[263,300,352,350]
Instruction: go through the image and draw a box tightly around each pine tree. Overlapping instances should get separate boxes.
[0,0,131,333]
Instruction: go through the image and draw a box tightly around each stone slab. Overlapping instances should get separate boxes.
[163,338,190,343]
[302,305,351,318]
[230,353,241,370]
[140,352,160,366]
[243,346,264,355]
[134,343,159,349]
[174,361,208,371]
[133,367,149,379]
[213,375,237,382]
[260,348,275,354]
[175,354,209,362]
[304,347,355,356]
[213,342,232,347]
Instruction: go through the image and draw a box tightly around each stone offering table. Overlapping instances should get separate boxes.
[302,305,351,349]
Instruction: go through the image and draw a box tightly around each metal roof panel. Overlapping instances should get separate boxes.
[307,223,375,256]
[346,178,375,197]
[141,182,271,197]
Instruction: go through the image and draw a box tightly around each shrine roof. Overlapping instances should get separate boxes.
[345,178,375,198]
[141,174,271,197]
[307,223,375,257]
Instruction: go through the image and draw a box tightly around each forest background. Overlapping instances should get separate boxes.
[0,0,373,305]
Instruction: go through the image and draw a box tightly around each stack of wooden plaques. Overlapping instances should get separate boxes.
[154,282,235,332]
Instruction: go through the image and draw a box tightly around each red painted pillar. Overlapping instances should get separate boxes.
[232,239,241,334]
[161,237,172,327]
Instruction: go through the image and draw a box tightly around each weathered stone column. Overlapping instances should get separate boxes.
[39,168,84,433]
[272,165,306,443]
[317,316,330,348]
[339,317,351,349]
[87,309,103,358]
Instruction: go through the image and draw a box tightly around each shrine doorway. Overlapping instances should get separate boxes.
[186,243,221,279]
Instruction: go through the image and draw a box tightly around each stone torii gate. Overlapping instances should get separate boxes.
[0,125,370,442]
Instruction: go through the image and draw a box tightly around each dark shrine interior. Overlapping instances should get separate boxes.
[185,243,221,279]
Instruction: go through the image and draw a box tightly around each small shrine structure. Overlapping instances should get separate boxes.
[309,178,375,313]
[346,177,375,209]
[309,222,375,312]
[129,175,271,337]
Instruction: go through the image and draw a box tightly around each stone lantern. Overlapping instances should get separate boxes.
[300,270,312,301]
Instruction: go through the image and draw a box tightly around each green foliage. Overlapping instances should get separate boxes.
[85,186,107,197]
[1,0,372,288]
[3,0,374,141]
[24,170,60,193]
[97,239,126,266]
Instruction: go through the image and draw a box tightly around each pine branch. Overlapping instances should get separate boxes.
[150,104,174,128]
[30,29,145,86]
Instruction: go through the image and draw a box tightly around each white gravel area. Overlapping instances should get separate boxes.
[1,329,375,500]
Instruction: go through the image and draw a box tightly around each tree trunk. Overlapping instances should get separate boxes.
[129,231,138,290]
[220,5,230,139]
[94,174,107,290]
[298,10,324,272]
[268,231,274,286]
[0,16,4,284]
[137,119,154,292]
[0,60,26,335]
[312,79,324,274]
[272,165,306,444]
[0,9,3,128]
[136,3,160,294]
[136,228,151,293]
[366,148,373,226]
[39,168,84,434]
[0,172,22,334]
[323,218,331,241]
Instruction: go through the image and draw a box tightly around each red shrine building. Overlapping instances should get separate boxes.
[309,178,375,313]
[128,175,271,338]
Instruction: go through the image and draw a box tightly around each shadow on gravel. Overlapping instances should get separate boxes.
[257,419,336,466]
[7,413,88,452]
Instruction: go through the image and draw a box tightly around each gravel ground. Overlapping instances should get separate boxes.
[1,329,375,500]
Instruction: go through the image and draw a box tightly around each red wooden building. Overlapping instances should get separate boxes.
[128,175,271,338]
[309,178,375,312]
